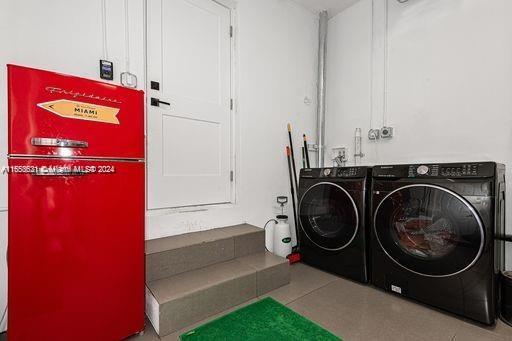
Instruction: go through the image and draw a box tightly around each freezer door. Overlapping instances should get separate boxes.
[8,158,145,341]
[8,65,144,159]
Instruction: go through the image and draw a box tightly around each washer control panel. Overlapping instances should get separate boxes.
[440,164,479,177]
[408,164,440,177]
[374,162,496,179]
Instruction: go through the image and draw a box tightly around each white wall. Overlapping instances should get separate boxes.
[325,0,512,267]
[0,2,11,212]
[325,0,372,163]
[0,1,12,332]
[0,0,318,332]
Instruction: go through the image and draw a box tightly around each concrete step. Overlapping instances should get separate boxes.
[145,252,290,337]
[146,224,265,282]
[236,251,291,296]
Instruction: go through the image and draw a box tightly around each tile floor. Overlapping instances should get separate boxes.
[0,263,510,341]
[129,263,512,341]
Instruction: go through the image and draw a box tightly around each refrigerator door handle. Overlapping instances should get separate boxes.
[32,168,89,177]
[31,137,89,148]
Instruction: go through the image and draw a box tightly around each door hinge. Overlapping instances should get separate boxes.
[230,171,234,182]
[230,26,233,38]
[230,99,233,110]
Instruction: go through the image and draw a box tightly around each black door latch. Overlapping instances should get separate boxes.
[151,98,171,107]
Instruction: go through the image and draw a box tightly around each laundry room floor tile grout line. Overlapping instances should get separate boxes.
[281,277,341,307]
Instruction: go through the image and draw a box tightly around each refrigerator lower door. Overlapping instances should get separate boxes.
[8,158,145,341]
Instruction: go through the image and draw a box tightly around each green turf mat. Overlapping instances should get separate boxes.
[180,297,341,340]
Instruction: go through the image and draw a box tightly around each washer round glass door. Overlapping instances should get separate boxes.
[299,182,359,251]
[374,184,485,277]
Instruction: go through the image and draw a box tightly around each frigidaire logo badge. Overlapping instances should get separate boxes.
[45,86,122,104]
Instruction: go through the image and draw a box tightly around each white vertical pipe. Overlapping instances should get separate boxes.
[371,0,388,129]
[354,128,363,165]
[316,11,328,168]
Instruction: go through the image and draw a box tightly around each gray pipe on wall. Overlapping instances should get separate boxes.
[316,10,328,168]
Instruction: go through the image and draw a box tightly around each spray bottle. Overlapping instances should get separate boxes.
[264,196,292,258]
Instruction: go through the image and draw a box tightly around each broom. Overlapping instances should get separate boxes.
[286,146,301,262]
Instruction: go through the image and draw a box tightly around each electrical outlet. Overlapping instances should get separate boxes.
[368,129,380,140]
[380,127,394,139]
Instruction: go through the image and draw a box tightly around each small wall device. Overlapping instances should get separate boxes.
[380,126,394,139]
[99,60,114,80]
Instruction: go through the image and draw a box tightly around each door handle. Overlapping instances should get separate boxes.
[31,138,88,148]
[32,168,88,176]
[151,98,171,107]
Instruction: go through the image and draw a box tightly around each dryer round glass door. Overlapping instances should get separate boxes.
[374,184,485,277]
[299,182,359,251]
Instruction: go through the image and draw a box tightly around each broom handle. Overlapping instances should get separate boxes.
[287,147,300,250]
[287,124,299,196]
[303,134,310,168]
[302,147,306,169]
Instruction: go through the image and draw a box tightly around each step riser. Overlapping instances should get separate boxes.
[256,262,291,296]
[146,238,234,282]
[159,273,257,335]
[233,231,266,258]
[146,225,265,281]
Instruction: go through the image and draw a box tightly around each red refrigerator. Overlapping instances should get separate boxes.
[7,65,145,340]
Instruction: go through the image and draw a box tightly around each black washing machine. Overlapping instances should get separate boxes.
[371,162,506,325]
[298,167,371,283]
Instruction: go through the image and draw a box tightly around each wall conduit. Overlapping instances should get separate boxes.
[316,10,328,168]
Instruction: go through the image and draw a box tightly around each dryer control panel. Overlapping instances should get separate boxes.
[373,162,497,179]
[301,167,369,179]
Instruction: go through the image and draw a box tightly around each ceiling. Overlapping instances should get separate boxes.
[291,0,361,18]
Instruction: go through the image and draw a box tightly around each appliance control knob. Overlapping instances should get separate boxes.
[417,165,429,175]
[323,169,331,176]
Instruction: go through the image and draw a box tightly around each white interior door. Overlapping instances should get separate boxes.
[147,0,233,209]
